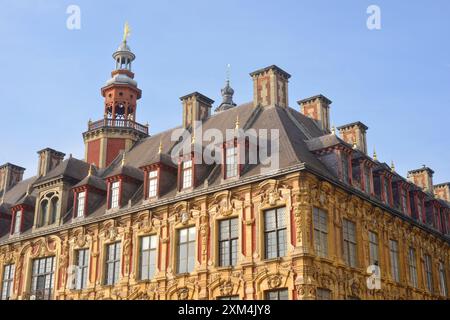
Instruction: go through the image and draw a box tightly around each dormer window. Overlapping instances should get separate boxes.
[148,170,158,198]
[38,192,59,227]
[417,197,424,222]
[401,189,409,214]
[110,181,121,209]
[383,177,390,205]
[12,210,22,235]
[341,153,350,183]
[363,166,372,194]
[225,145,238,179]
[182,160,193,189]
[76,191,86,218]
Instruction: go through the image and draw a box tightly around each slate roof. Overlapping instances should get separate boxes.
[0,101,449,243]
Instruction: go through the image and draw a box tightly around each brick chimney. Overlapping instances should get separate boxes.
[407,166,434,193]
[0,163,25,194]
[434,183,450,202]
[180,92,214,129]
[37,148,66,177]
[338,122,369,154]
[250,65,291,108]
[298,95,332,133]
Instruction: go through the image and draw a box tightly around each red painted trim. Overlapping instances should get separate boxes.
[118,177,123,208]
[106,181,111,209]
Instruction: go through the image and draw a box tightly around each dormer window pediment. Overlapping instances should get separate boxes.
[141,160,177,201]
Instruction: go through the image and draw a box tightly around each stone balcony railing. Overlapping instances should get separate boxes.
[88,118,149,135]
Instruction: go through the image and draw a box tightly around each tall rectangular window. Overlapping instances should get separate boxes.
[110,181,120,209]
[342,219,357,267]
[148,170,158,198]
[364,166,371,194]
[401,190,408,214]
[105,242,121,286]
[341,154,349,183]
[225,146,238,179]
[316,288,332,300]
[177,227,196,274]
[74,249,89,290]
[408,247,418,288]
[264,207,287,259]
[140,235,157,280]
[182,160,193,189]
[76,192,86,218]
[313,207,328,258]
[1,264,15,300]
[30,257,55,300]
[424,254,433,293]
[383,178,390,205]
[265,289,289,300]
[219,218,239,267]
[439,261,448,297]
[13,210,22,234]
[389,240,400,282]
[368,231,379,266]
[417,199,424,221]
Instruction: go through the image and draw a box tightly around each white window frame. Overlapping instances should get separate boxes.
[1,264,15,300]
[148,170,158,198]
[182,160,193,189]
[140,235,158,280]
[313,207,328,258]
[110,181,120,209]
[76,191,86,218]
[13,210,22,235]
[342,219,357,268]
[389,240,400,282]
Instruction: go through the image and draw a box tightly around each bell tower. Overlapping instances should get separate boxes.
[83,23,149,169]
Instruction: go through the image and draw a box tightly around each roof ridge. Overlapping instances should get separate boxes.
[285,107,314,139]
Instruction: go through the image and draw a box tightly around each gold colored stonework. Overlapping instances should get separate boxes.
[0,172,448,300]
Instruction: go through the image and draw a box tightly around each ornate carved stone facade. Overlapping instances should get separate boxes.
[0,172,448,300]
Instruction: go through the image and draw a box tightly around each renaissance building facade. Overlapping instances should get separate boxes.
[0,33,449,301]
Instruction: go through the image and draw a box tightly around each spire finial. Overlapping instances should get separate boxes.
[331,125,336,135]
[123,22,131,43]
[26,184,31,196]
[88,163,94,176]
[235,115,240,130]
[373,148,378,161]
[391,161,396,173]
[121,152,126,166]
[158,140,163,154]
[226,64,231,83]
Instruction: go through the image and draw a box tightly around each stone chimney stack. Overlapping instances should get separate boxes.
[338,122,369,154]
[298,95,332,133]
[181,92,214,129]
[0,163,25,194]
[37,148,66,177]
[434,183,450,202]
[250,65,291,109]
[407,166,434,193]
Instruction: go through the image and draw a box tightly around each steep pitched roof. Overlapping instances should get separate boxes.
[34,157,90,185]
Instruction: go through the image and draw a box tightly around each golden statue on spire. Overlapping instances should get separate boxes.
[123,22,131,43]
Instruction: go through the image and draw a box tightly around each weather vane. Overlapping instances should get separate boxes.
[123,22,131,43]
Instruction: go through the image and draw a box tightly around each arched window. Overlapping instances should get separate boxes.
[49,197,59,225]
[39,200,48,227]
[38,192,60,227]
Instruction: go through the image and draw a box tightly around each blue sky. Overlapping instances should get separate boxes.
[0,0,449,183]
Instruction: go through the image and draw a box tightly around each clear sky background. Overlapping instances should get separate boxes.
[0,0,449,183]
